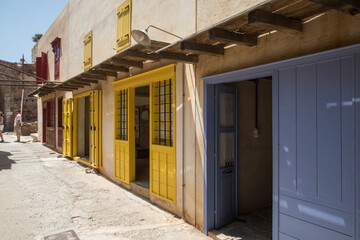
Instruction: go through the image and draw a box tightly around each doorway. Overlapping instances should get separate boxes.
[76,96,90,161]
[134,86,150,189]
[210,78,273,239]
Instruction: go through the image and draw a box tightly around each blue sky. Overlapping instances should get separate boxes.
[0,0,69,63]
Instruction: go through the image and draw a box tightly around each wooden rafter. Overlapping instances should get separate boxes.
[159,51,198,63]
[248,9,303,32]
[111,57,143,68]
[180,41,224,55]
[308,0,360,15]
[81,73,107,81]
[125,50,159,61]
[90,69,117,77]
[209,28,257,46]
[99,64,129,72]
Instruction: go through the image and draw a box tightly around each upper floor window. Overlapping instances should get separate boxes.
[36,52,48,84]
[51,37,61,80]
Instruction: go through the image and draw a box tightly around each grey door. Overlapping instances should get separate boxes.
[215,84,237,229]
[278,57,356,240]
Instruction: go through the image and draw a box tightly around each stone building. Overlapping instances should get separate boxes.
[31,0,360,239]
[0,60,37,132]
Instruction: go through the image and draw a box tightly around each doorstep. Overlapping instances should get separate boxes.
[130,181,150,199]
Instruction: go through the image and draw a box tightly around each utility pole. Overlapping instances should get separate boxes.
[20,54,25,117]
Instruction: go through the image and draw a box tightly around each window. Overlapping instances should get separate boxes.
[47,101,55,127]
[51,37,61,80]
[58,97,63,128]
[116,0,131,52]
[83,31,92,70]
[115,89,128,140]
[152,79,173,146]
[36,52,48,84]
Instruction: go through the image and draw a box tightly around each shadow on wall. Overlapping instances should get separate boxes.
[0,151,15,171]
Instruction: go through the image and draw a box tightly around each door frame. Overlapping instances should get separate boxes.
[72,90,102,168]
[203,43,360,238]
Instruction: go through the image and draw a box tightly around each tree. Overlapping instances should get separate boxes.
[32,34,43,43]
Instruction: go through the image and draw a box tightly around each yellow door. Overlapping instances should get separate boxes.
[150,78,176,204]
[89,90,102,168]
[114,88,135,184]
[62,98,73,157]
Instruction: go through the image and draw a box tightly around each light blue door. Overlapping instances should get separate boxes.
[215,84,237,229]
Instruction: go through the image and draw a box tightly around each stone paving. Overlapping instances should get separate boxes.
[0,133,210,240]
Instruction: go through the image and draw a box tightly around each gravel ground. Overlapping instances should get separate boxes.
[0,133,210,240]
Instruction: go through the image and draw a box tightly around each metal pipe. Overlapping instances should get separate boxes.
[145,25,182,39]
[182,63,186,221]
[21,55,25,118]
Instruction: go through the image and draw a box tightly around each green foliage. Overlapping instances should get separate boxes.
[32,34,43,43]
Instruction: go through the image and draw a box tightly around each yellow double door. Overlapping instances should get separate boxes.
[62,90,102,168]
[114,65,176,204]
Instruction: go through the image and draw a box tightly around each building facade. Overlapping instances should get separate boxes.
[32,0,360,239]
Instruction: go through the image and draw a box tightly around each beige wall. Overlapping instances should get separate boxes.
[35,0,360,233]
[36,3,69,81]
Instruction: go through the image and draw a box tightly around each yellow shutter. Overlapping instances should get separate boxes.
[116,0,131,52]
[83,30,92,70]
[150,78,176,204]
[89,90,101,168]
[62,98,73,157]
[114,88,135,183]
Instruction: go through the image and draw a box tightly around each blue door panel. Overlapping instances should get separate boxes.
[340,57,355,207]
[317,60,342,202]
[279,232,298,240]
[296,64,317,197]
[279,69,297,193]
[280,195,353,236]
[280,214,353,240]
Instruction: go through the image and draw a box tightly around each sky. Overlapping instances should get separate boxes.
[0,0,69,63]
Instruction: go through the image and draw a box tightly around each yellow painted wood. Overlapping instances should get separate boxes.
[62,98,73,157]
[114,87,135,184]
[73,90,102,169]
[116,0,131,52]
[113,64,176,204]
[83,30,92,70]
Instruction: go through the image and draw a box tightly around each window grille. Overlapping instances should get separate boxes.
[116,89,128,140]
[153,79,173,146]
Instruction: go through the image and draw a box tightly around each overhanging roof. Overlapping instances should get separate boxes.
[31,0,359,97]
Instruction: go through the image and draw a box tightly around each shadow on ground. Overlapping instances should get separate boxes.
[0,151,14,171]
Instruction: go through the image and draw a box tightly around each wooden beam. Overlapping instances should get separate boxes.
[90,69,117,77]
[159,51,198,63]
[248,9,303,32]
[81,73,107,81]
[99,64,129,72]
[111,57,144,68]
[308,0,360,15]
[125,50,159,61]
[180,41,224,55]
[209,28,257,46]
[56,86,76,90]
[71,80,91,86]
[75,78,98,84]
[64,83,85,88]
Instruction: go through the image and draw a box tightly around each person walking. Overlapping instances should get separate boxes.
[14,110,21,142]
[0,111,4,142]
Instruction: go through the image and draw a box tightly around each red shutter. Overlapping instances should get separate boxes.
[36,57,42,84]
[41,52,48,80]
[51,37,61,80]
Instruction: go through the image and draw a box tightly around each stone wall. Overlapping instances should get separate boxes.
[0,60,38,132]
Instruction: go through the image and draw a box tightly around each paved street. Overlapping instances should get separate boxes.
[0,133,209,240]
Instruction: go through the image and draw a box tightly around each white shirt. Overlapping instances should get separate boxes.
[14,113,21,127]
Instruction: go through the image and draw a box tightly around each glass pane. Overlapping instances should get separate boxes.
[219,132,234,168]
[219,92,234,128]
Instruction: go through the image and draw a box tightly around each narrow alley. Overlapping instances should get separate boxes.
[0,133,209,240]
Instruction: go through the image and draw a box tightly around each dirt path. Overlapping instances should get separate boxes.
[0,133,209,240]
